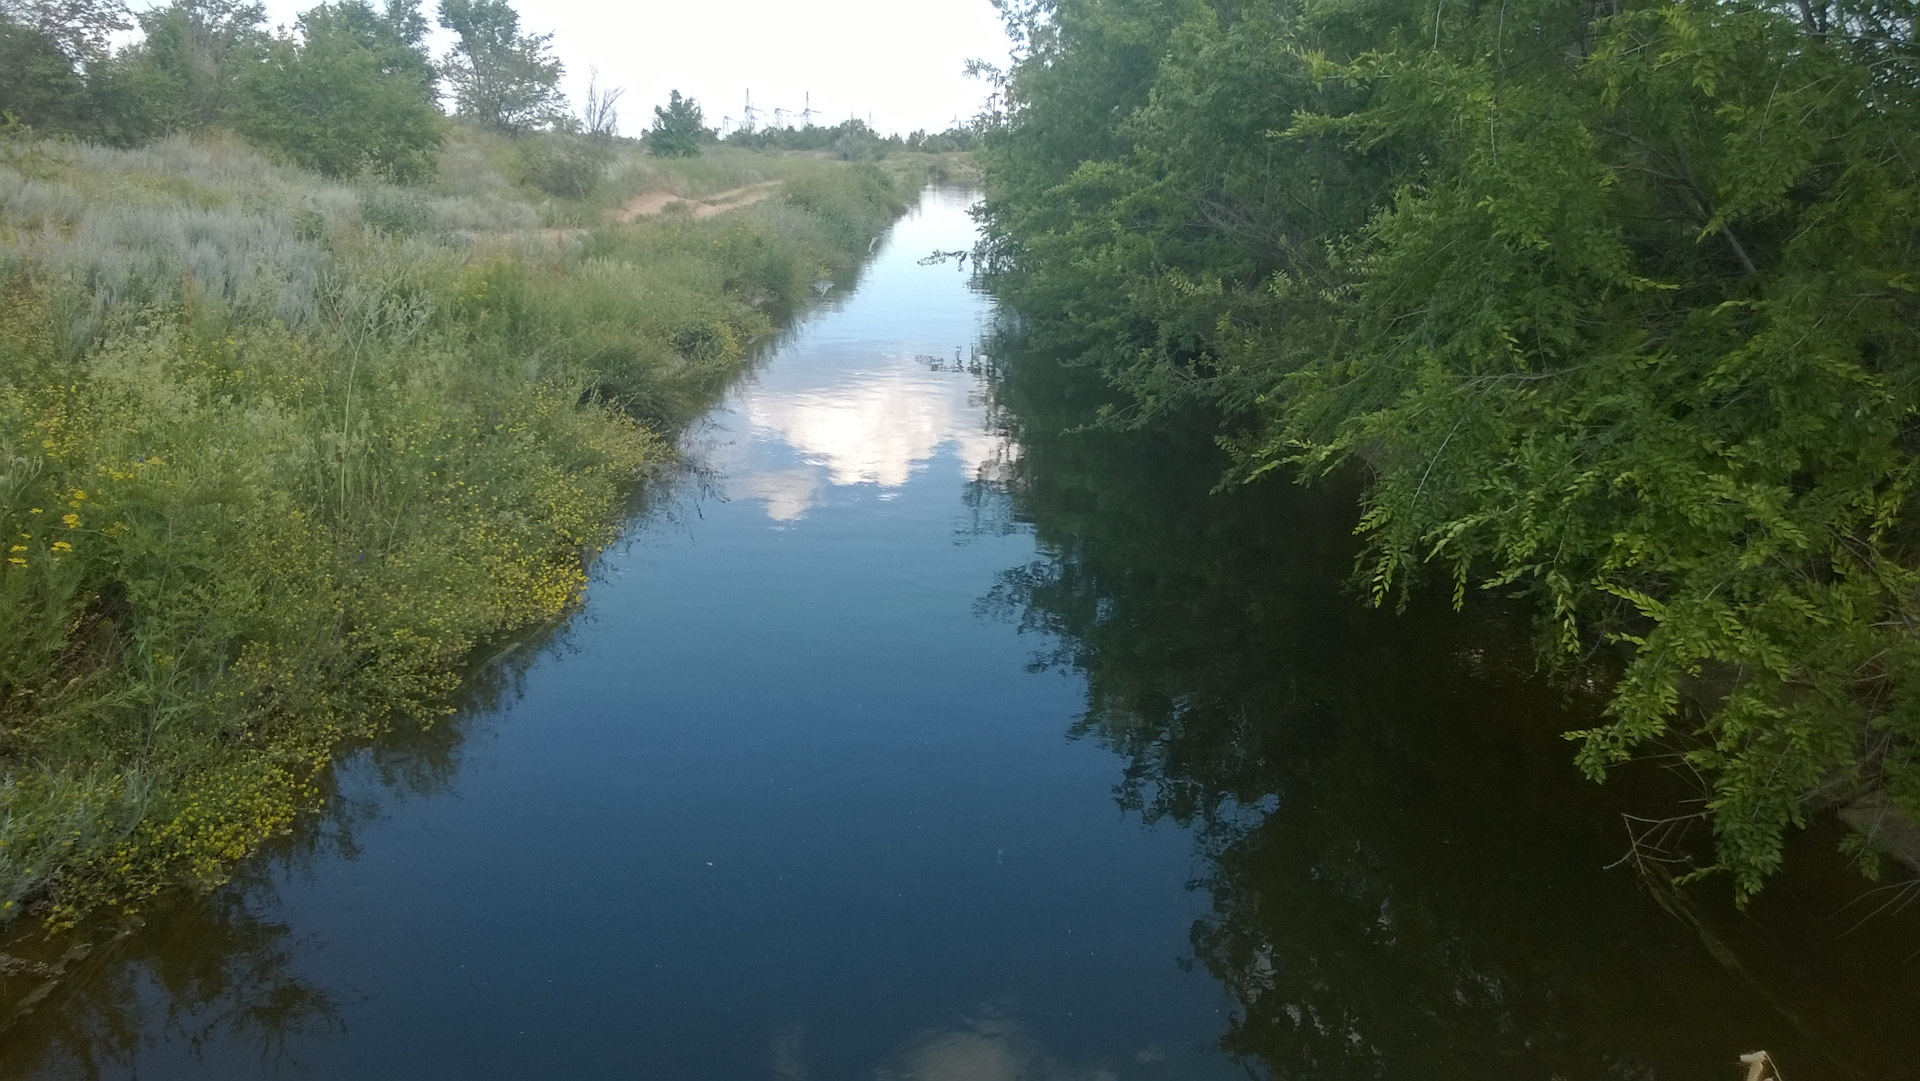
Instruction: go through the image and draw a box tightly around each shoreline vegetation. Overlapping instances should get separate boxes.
[972,0,1920,899]
[0,119,947,930]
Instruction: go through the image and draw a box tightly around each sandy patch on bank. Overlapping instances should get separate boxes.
[619,180,782,222]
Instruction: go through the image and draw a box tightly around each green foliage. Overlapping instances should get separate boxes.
[721,118,979,157]
[116,0,270,134]
[645,90,709,158]
[774,158,919,252]
[977,337,1916,1075]
[0,0,447,157]
[0,0,130,135]
[0,0,130,65]
[0,133,918,926]
[435,0,564,135]
[0,0,264,145]
[0,13,90,131]
[514,132,609,197]
[356,183,437,234]
[977,0,1920,899]
[238,2,442,182]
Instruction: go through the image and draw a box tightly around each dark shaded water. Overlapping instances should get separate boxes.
[4,188,1917,1080]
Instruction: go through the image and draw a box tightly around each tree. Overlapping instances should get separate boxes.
[238,1,443,182]
[645,89,707,157]
[317,0,436,93]
[976,0,1920,900]
[581,66,621,140]
[435,0,563,134]
[0,0,128,65]
[118,0,270,133]
[0,0,128,134]
[0,12,90,130]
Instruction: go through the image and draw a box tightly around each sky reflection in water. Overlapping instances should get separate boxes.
[723,357,1006,522]
[706,213,1008,525]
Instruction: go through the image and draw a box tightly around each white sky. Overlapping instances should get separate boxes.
[244,0,1013,136]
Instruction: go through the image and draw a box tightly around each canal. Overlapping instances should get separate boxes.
[4,187,1916,1080]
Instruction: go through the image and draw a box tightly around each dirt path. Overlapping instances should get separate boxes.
[619,180,782,222]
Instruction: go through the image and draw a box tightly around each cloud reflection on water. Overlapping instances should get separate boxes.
[719,356,1007,522]
[876,1016,1122,1081]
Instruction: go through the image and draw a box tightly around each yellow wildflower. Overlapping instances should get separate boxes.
[62,513,80,529]
[51,540,72,552]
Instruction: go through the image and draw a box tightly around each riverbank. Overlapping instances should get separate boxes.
[0,126,932,928]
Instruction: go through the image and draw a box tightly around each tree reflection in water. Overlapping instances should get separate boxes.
[976,333,1920,1081]
[0,617,567,1080]
[3,882,345,1079]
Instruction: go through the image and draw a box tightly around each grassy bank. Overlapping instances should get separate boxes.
[0,125,929,927]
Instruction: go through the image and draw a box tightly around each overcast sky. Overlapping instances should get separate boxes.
[243,0,1013,136]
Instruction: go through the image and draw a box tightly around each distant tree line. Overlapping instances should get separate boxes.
[0,0,599,181]
[976,0,1920,899]
[0,0,972,183]
[723,118,977,160]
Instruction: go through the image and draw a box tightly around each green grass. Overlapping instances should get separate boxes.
[0,124,932,927]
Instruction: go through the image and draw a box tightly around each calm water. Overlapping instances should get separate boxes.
[4,188,1917,1079]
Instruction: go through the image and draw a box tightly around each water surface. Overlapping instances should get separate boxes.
[4,187,1917,1080]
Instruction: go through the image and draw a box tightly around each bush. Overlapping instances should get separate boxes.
[238,2,443,182]
[514,134,610,199]
[358,186,438,236]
